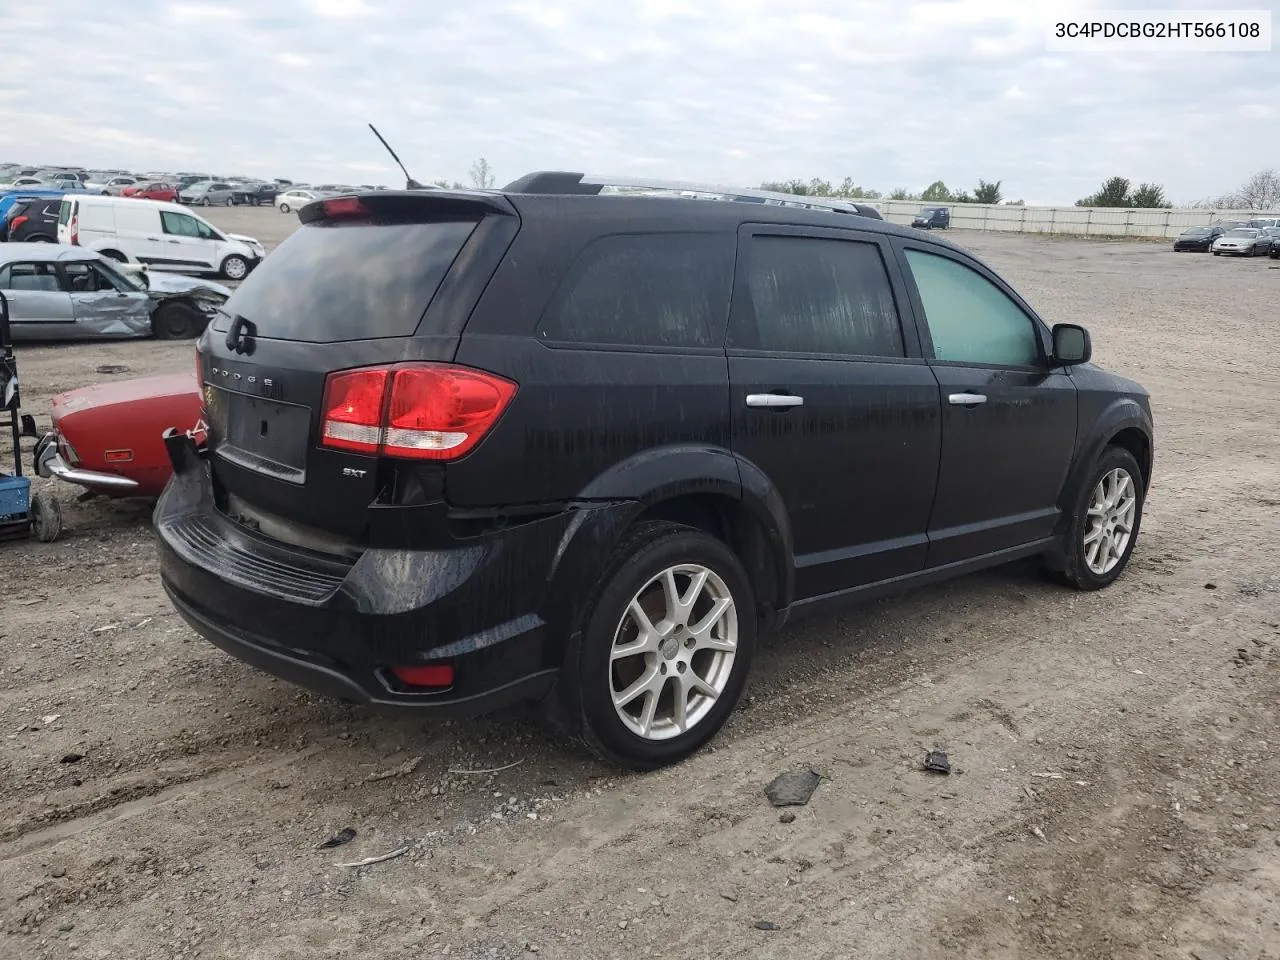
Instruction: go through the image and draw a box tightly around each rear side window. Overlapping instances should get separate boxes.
[539,233,734,348]
[58,200,72,226]
[219,220,476,343]
[735,236,905,358]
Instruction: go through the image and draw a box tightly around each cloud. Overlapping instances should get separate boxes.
[3,0,1277,203]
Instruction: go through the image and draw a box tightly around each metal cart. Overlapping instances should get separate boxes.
[0,290,61,542]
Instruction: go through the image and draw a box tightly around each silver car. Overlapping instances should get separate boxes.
[0,245,230,340]
[178,180,236,206]
[1211,228,1270,257]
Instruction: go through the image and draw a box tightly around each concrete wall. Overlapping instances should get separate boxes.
[819,199,1270,239]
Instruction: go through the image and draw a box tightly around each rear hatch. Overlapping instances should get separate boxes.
[200,192,520,549]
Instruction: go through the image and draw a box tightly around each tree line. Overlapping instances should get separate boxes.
[759,169,1280,211]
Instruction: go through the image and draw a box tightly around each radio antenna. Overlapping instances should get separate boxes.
[368,123,425,190]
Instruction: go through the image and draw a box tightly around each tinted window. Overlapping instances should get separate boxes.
[539,233,733,348]
[736,236,904,358]
[219,220,476,343]
[904,249,1040,366]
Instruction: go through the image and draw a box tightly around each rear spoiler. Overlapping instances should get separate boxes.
[297,189,516,224]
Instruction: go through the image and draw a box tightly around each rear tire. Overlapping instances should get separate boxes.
[1043,447,1144,591]
[100,249,128,263]
[151,301,206,339]
[561,522,757,769]
[279,203,291,214]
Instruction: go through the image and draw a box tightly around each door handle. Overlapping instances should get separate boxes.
[948,392,987,407]
[745,393,804,409]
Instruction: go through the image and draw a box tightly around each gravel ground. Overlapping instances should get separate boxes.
[2,211,1279,960]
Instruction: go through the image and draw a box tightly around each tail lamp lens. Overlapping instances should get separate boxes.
[320,364,515,461]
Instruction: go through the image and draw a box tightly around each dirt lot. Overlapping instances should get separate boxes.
[2,212,1279,960]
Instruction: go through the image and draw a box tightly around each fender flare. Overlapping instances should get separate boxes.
[1058,399,1154,517]
[540,444,796,657]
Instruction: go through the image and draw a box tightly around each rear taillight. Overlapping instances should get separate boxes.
[320,364,515,461]
[9,215,28,233]
[69,213,79,245]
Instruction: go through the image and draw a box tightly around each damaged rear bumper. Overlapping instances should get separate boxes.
[153,431,584,716]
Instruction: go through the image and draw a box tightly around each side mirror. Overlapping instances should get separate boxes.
[1052,323,1091,366]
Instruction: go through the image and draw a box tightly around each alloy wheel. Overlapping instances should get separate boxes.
[1084,468,1137,575]
[609,564,738,741]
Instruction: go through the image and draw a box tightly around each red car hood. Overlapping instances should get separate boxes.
[53,373,198,418]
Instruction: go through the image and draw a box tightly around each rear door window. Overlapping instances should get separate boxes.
[538,233,734,348]
[733,235,905,358]
[0,261,60,292]
[217,220,477,342]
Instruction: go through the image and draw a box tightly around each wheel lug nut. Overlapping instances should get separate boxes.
[660,664,667,675]
[677,662,686,673]
[684,638,695,648]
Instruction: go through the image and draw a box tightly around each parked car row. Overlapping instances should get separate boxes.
[1173,218,1280,257]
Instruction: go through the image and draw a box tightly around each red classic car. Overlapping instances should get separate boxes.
[34,373,203,498]
[120,181,179,202]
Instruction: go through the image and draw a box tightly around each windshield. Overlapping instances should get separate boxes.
[1181,227,1210,235]
[1225,229,1258,238]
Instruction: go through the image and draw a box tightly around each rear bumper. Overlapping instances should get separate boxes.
[152,432,591,715]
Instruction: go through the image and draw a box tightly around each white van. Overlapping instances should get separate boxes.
[56,195,266,280]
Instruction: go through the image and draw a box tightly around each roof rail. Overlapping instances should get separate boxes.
[501,171,883,220]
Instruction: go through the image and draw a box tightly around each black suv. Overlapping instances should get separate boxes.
[2,197,61,243]
[156,174,1154,768]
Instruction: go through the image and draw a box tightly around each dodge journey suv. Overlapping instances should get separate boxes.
[156,173,1154,769]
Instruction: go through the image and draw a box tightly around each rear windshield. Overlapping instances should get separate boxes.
[58,200,72,225]
[215,220,476,342]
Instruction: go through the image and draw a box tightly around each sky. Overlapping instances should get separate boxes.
[2,0,1277,205]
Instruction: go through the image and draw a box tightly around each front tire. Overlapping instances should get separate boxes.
[1045,447,1144,591]
[220,255,249,281]
[151,301,206,339]
[563,522,757,769]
